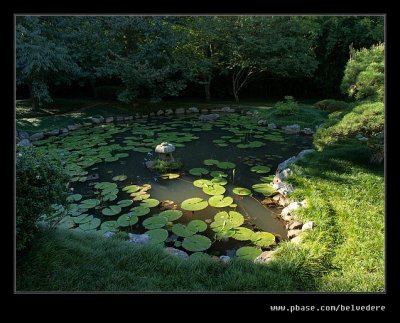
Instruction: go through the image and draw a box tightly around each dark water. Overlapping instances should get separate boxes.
[71,114,312,255]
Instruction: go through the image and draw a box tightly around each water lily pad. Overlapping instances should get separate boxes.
[122,185,141,193]
[251,231,275,247]
[181,198,208,211]
[215,229,236,239]
[102,205,122,216]
[214,211,244,227]
[58,216,75,229]
[160,173,180,179]
[73,214,93,224]
[159,209,183,221]
[233,227,255,241]
[79,218,101,231]
[190,252,211,260]
[250,165,271,174]
[95,182,117,190]
[211,177,228,185]
[117,199,133,208]
[235,246,262,261]
[203,159,219,166]
[187,220,207,233]
[217,161,236,170]
[130,206,151,216]
[112,175,128,181]
[232,187,251,196]
[210,171,228,178]
[171,223,197,237]
[100,221,120,232]
[203,184,226,196]
[147,228,168,244]
[140,198,160,208]
[189,168,209,176]
[79,199,100,209]
[182,235,212,252]
[193,179,213,188]
[208,195,233,208]
[132,193,150,201]
[174,240,182,248]
[66,194,82,202]
[252,183,277,196]
[210,219,234,232]
[117,213,139,227]
[260,175,275,183]
[142,215,168,229]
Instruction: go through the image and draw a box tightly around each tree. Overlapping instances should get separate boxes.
[220,16,318,103]
[16,16,82,109]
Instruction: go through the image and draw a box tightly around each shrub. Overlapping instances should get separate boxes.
[94,85,123,100]
[275,96,299,116]
[341,43,384,101]
[16,146,69,252]
[151,159,183,173]
[314,99,349,112]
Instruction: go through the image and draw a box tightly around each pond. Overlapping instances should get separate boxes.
[36,112,312,260]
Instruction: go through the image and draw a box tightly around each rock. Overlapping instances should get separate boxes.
[219,256,231,263]
[200,108,209,113]
[302,128,314,135]
[17,139,31,147]
[175,108,185,114]
[116,116,124,122]
[281,202,303,220]
[165,109,173,115]
[135,114,141,118]
[46,129,60,137]
[29,132,44,141]
[199,113,220,121]
[282,124,301,134]
[83,122,92,127]
[276,168,292,182]
[155,142,175,153]
[246,111,253,116]
[105,116,114,123]
[128,233,150,244]
[302,221,315,231]
[261,197,275,206]
[205,219,212,224]
[254,250,275,264]
[142,114,148,118]
[103,231,115,238]
[67,124,82,131]
[288,229,301,239]
[257,119,267,126]
[165,247,189,259]
[86,174,99,181]
[211,256,221,262]
[187,107,199,113]
[145,160,155,169]
[290,235,302,245]
[296,149,315,160]
[19,131,30,140]
[276,150,314,172]
[156,110,164,116]
[124,116,133,121]
[288,221,303,230]
[268,123,277,129]
[91,117,102,124]
[61,128,68,134]
[273,182,293,196]
[166,234,179,243]
[221,106,235,113]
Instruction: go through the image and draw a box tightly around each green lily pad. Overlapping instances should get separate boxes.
[160,173,180,179]
[100,221,120,232]
[189,167,209,176]
[122,185,141,193]
[140,198,160,208]
[187,220,207,233]
[210,171,228,178]
[116,213,139,227]
[235,246,262,261]
[181,198,209,211]
[112,175,128,181]
[208,195,234,208]
[215,229,236,239]
[190,252,211,260]
[159,209,183,221]
[79,199,100,209]
[142,215,168,230]
[252,183,277,196]
[203,159,219,166]
[214,211,244,227]
[58,216,75,229]
[66,194,82,202]
[102,205,122,216]
[210,219,234,232]
[130,206,151,216]
[232,187,251,196]
[251,231,275,247]
[233,227,255,241]
[217,161,236,170]
[193,179,213,188]
[79,218,101,231]
[146,228,168,244]
[132,193,150,201]
[117,199,133,208]
[171,223,197,237]
[95,182,117,190]
[174,240,182,248]
[182,235,212,252]
[250,166,271,174]
[260,175,275,183]
[211,177,228,185]
[73,214,93,224]
[203,184,226,196]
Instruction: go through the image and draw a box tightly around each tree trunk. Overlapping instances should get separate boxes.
[28,83,36,110]
[204,76,212,101]
[233,89,239,103]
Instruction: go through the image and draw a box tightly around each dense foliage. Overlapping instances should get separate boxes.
[16,147,69,251]
[275,96,299,116]
[314,99,349,112]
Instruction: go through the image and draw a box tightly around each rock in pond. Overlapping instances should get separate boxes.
[17,139,31,147]
[19,131,30,140]
[268,123,277,129]
[105,116,114,123]
[219,255,231,263]
[254,250,275,264]
[282,124,301,134]
[199,113,220,121]
[302,221,315,231]
[188,107,199,113]
[175,108,185,114]
[287,221,303,230]
[128,233,150,244]
[30,132,44,141]
[165,247,189,259]
[287,229,302,239]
